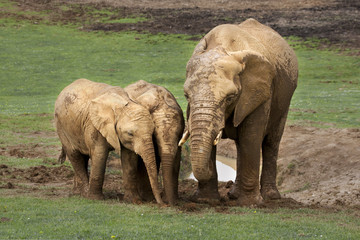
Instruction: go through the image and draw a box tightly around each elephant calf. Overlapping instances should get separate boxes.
[124,80,185,205]
[55,79,163,204]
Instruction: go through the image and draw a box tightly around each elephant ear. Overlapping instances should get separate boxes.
[192,37,207,55]
[89,93,129,151]
[231,50,275,127]
[136,91,158,113]
[164,91,181,111]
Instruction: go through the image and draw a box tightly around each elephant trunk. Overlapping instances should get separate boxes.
[160,152,178,205]
[190,131,216,182]
[138,140,164,205]
[189,103,222,182]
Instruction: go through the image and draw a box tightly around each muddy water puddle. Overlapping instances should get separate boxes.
[188,155,236,182]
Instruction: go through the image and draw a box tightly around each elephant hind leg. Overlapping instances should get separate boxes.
[137,158,154,202]
[65,148,90,197]
[260,115,288,200]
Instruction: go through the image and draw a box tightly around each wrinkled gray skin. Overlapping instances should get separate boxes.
[181,19,298,206]
[55,79,163,204]
[124,80,184,205]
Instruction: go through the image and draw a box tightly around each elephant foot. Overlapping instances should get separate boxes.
[163,194,177,206]
[124,192,143,204]
[228,185,263,206]
[192,180,220,204]
[138,188,154,202]
[72,182,89,197]
[87,192,105,200]
[261,185,281,200]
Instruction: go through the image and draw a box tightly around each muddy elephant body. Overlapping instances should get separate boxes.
[54,79,163,204]
[124,80,185,205]
[180,19,298,205]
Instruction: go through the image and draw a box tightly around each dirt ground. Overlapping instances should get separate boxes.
[1,0,359,212]
[8,0,360,53]
[1,124,359,212]
[217,126,360,208]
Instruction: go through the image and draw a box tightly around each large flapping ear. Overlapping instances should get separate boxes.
[89,93,129,151]
[231,50,276,127]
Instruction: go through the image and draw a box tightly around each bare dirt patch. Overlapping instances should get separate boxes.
[9,0,360,52]
[218,125,360,209]
[1,125,359,212]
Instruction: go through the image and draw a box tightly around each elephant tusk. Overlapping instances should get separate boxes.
[213,130,223,146]
[178,130,190,146]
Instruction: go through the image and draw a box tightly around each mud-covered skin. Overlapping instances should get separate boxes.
[182,19,298,206]
[125,80,184,205]
[54,79,163,204]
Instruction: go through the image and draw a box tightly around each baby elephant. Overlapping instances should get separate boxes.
[55,79,163,204]
[124,80,185,205]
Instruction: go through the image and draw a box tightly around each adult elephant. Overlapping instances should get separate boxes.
[179,19,298,206]
[55,79,163,204]
[124,80,184,205]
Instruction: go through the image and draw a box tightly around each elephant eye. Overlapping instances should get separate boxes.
[226,94,236,103]
[127,131,134,137]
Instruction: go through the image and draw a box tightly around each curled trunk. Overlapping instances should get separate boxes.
[189,104,221,182]
[188,100,224,182]
[190,132,216,182]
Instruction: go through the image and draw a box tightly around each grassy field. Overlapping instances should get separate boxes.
[1,197,359,239]
[1,13,359,126]
[0,0,359,239]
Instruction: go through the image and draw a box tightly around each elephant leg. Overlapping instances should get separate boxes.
[193,145,220,203]
[260,114,288,200]
[121,147,142,204]
[228,107,267,206]
[66,149,89,197]
[137,157,154,202]
[88,146,108,200]
[172,148,181,200]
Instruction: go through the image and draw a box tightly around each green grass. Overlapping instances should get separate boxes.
[288,38,360,127]
[1,18,359,126]
[0,197,359,239]
[0,21,194,114]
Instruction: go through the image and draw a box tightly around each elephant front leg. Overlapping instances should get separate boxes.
[193,145,220,203]
[88,147,108,200]
[228,108,267,206]
[228,140,263,206]
[121,147,143,204]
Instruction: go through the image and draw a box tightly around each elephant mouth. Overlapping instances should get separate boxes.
[178,129,223,146]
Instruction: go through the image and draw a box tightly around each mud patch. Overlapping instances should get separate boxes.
[218,126,360,208]
[1,125,359,211]
[9,0,360,52]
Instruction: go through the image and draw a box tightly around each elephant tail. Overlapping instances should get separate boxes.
[58,146,66,164]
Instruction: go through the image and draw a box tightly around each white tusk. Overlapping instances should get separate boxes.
[213,130,223,146]
[178,130,190,146]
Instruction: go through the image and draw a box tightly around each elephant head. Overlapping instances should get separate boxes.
[125,80,184,205]
[88,92,163,204]
[180,43,275,182]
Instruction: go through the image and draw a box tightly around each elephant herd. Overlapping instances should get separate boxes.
[54,19,298,206]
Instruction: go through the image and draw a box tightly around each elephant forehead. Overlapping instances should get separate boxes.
[184,68,238,102]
